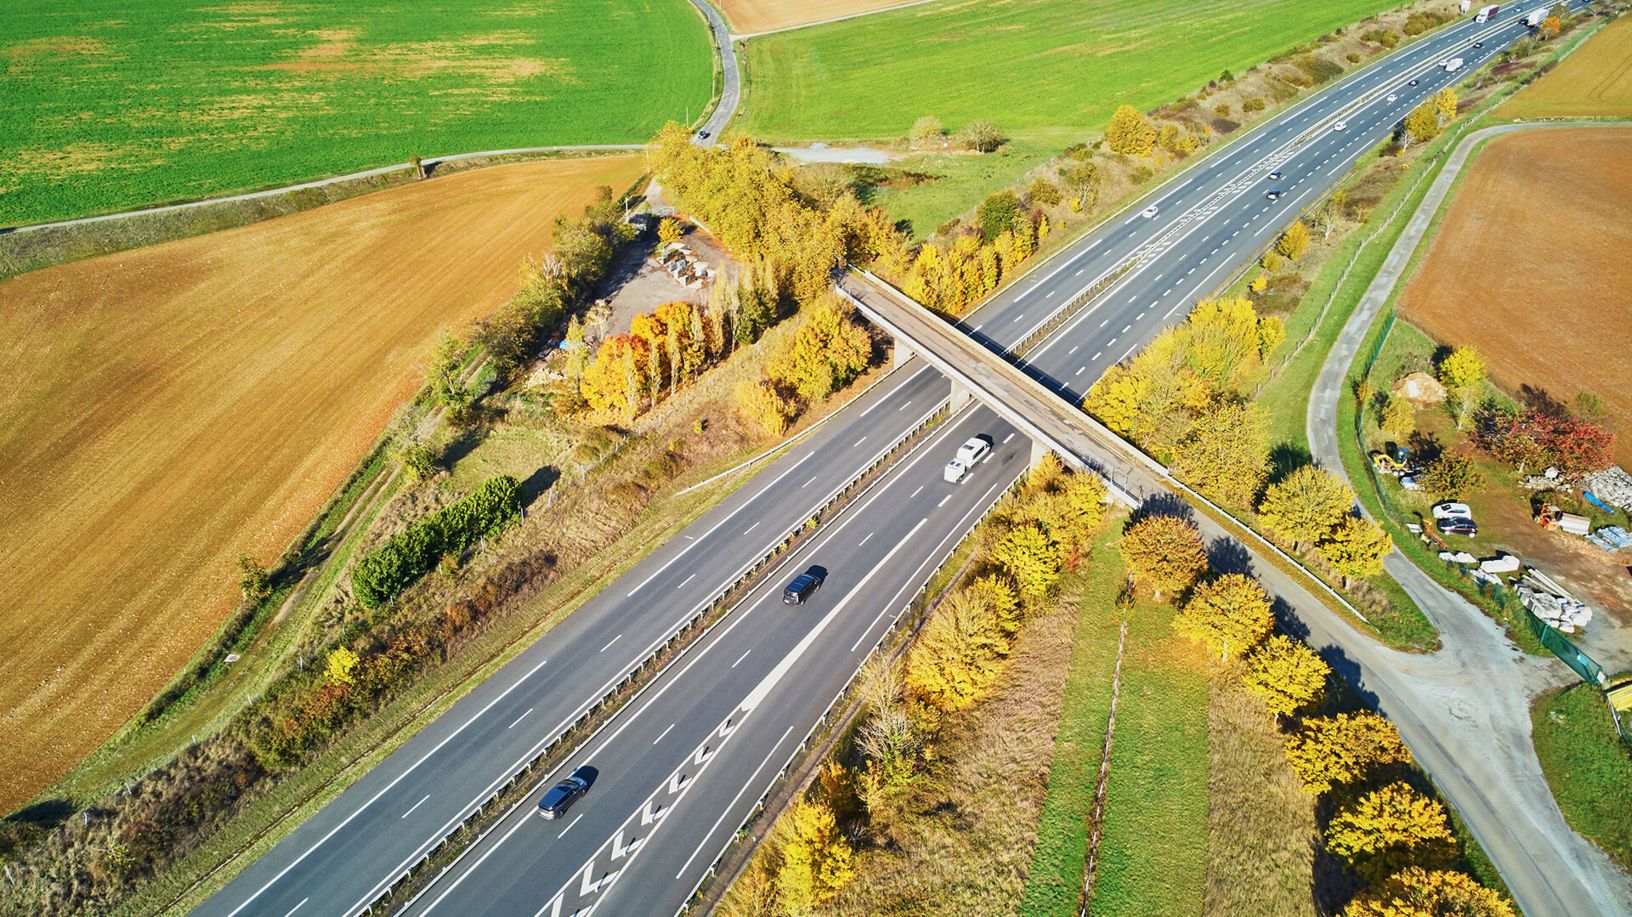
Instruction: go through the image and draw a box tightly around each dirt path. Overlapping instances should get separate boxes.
[1306,121,1632,916]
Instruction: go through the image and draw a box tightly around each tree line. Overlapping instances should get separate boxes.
[1122,511,1513,916]
[731,457,1109,914]
[352,475,522,608]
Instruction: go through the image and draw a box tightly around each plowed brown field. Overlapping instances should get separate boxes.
[721,0,919,34]
[1497,15,1632,119]
[0,155,641,810]
[1400,128,1632,465]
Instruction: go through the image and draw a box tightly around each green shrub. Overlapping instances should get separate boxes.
[353,475,522,607]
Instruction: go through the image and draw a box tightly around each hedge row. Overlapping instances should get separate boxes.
[352,475,522,607]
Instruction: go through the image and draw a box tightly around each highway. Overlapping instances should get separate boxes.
[195,5,1598,916]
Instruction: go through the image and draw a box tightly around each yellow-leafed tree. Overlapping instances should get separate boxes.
[736,380,795,437]
[1171,399,1270,509]
[1319,515,1393,588]
[1119,514,1208,602]
[1173,573,1274,661]
[1242,634,1329,719]
[1258,464,1356,550]
[775,800,854,912]
[1434,87,1458,123]
[1284,711,1412,796]
[766,299,872,402]
[325,647,360,686]
[993,523,1062,602]
[1276,220,1311,261]
[1325,782,1455,880]
[1105,104,1157,156]
[905,585,1009,711]
[1343,867,1515,917]
[580,333,650,421]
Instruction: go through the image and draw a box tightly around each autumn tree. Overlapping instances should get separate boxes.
[1058,158,1102,212]
[1120,514,1208,601]
[775,800,854,912]
[1476,404,1616,479]
[1403,102,1441,146]
[657,217,684,246]
[1436,346,1486,390]
[1276,221,1311,261]
[1040,472,1108,556]
[1319,515,1393,587]
[1325,782,1455,879]
[1381,395,1416,438]
[1317,190,1348,241]
[1028,451,1065,492]
[993,523,1062,602]
[325,647,360,686]
[580,333,650,420]
[1418,453,1483,501]
[906,585,1010,711]
[737,380,795,436]
[766,299,873,402]
[1434,87,1458,123]
[1173,573,1274,661]
[428,332,474,415]
[1538,15,1561,39]
[1258,464,1356,550]
[563,316,588,381]
[1105,104,1157,156]
[237,554,271,601]
[1343,868,1516,917]
[1284,711,1411,796]
[968,573,1023,635]
[1171,400,1270,509]
[1243,635,1330,719]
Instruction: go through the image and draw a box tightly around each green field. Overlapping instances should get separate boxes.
[0,0,711,225]
[737,0,1404,143]
[1532,681,1632,869]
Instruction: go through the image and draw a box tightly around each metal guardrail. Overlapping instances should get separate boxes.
[357,402,949,915]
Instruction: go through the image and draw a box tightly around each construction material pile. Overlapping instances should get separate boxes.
[1587,525,1632,552]
[1583,466,1632,511]
[1516,570,1593,633]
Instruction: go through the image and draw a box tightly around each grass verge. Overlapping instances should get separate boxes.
[1531,680,1632,870]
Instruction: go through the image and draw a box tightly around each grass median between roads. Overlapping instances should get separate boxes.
[1018,537,1211,917]
[1531,680,1632,870]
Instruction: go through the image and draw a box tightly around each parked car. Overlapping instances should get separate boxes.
[537,766,595,819]
[1438,516,1479,537]
[783,565,827,605]
[1432,502,1474,520]
[1140,204,1159,219]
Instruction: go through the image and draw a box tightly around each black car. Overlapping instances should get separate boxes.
[1409,78,1421,86]
[697,130,711,140]
[1267,170,1283,181]
[1437,517,1478,537]
[537,766,595,819]
[783,565,827,605]
[1266,189,1282,201]
[1474,41,1484,48]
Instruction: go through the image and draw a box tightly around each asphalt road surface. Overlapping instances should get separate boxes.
[197,6,1603,916]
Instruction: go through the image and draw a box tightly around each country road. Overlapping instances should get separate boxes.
[191,4,1632,917]
[1306,119,1632,917]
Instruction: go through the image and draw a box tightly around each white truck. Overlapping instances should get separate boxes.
[1443,56,1465,72]
[1476,4,1500,22]
[1525,7,1548,26]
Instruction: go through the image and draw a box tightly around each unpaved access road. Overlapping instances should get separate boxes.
[1308,121,1632,916]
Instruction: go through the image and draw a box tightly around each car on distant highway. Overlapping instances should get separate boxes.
[1139,204,1159,219]
[1409,77,1421,86]
[537,766,595,819]
[1474,41,1484,48]
[1386,93,1399,102]
[1333,120,1348,131]
[1265,189,1282,201]
[1266,169,1283,181]
[783,565,827,605]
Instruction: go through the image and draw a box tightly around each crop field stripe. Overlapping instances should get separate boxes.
[736,0,1408,142]
[0,0,711,225]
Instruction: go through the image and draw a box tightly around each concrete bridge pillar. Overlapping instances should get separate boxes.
[949,379,971,411]
[1030,439,1051,466]
[892,336,915,370]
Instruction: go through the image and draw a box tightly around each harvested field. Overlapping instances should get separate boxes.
[0,0,707,225]
[0,154,643,812]
[720,0,921,35]
[1400,128,1632,466]
[1498,16,1632,119]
